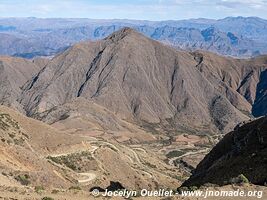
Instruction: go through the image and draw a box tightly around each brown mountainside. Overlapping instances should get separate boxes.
[19,28,267,134]
[0,105,184,191]
[0,56,44,113]
[0,106,85,188]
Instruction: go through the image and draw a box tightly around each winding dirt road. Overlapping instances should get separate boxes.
[168,148,210,166]
[77,173,96,183]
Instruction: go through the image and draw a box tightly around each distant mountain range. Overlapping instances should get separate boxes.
[1,16,267,58]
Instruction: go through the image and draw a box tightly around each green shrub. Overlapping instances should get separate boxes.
[173,175,183,181]
[42,197,54,200]
[238,174,249,184]
[15,174,31,185]
[166,150,185,158]
[189,186,198,191]
[230,174,249,184]
[1,172,8,177]
[69,185,82,190]
[35,185,45,193]
[47,151,93,172]
[144,161,156,168]
[47,156,61,164]
[177,186,189,194]
[51,189,59,194]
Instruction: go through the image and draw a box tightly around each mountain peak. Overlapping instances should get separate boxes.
[104,27,141,41]
[20,27,256,134]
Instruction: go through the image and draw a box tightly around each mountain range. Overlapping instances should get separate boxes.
[1,16,267,58]
[0,26,267,198]
[0,27,266,135]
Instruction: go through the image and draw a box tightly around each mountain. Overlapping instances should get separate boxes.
[182,116,267,187]
[1,17,267,58]
[149,26,262,57]
[49,25,264,57]
[0,33,67,58]
[0,25,16,31]
[216,16,267,41]
[18,28,267,134]
[0,33,39,56]
[0,56,44,112]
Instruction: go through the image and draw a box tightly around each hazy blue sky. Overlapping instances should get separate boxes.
[0,0,267,20]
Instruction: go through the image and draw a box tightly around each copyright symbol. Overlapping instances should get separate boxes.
[92,189,100,196]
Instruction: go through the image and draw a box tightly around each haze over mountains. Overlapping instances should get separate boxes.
[1,16,267,58]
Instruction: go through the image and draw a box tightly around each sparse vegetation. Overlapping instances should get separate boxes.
[172,175,184,181]
[189,186,198,191]
[230,174,250,184]
[14,137,25,145]
[166,150,185,158]
[15,174,31,185]
[7,187,18,193]
[42,197,54,200]
[35,185,45,193]
[177,186,189,194]
[140,120,160,135]
[51,189,60,194]
[0,113,19,130]
[47,151,95,172]
[69,185,82,190]
[144,161,157,168]
[177,186,198,193]
[22,132,29,139]
[59,113,70,121]
[1,172,8,177]
[0,113,27,146]
[8,133,15,138]
[0,113,11,131]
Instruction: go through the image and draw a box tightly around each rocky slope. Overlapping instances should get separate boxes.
[0,106,85,189]
[0,56,43,112]
[19,28,263,134]
[32,97,157,144]
[0,106,183,191]
[251,62,267,117]
[190,51,267,115]
[182,116,267,187]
